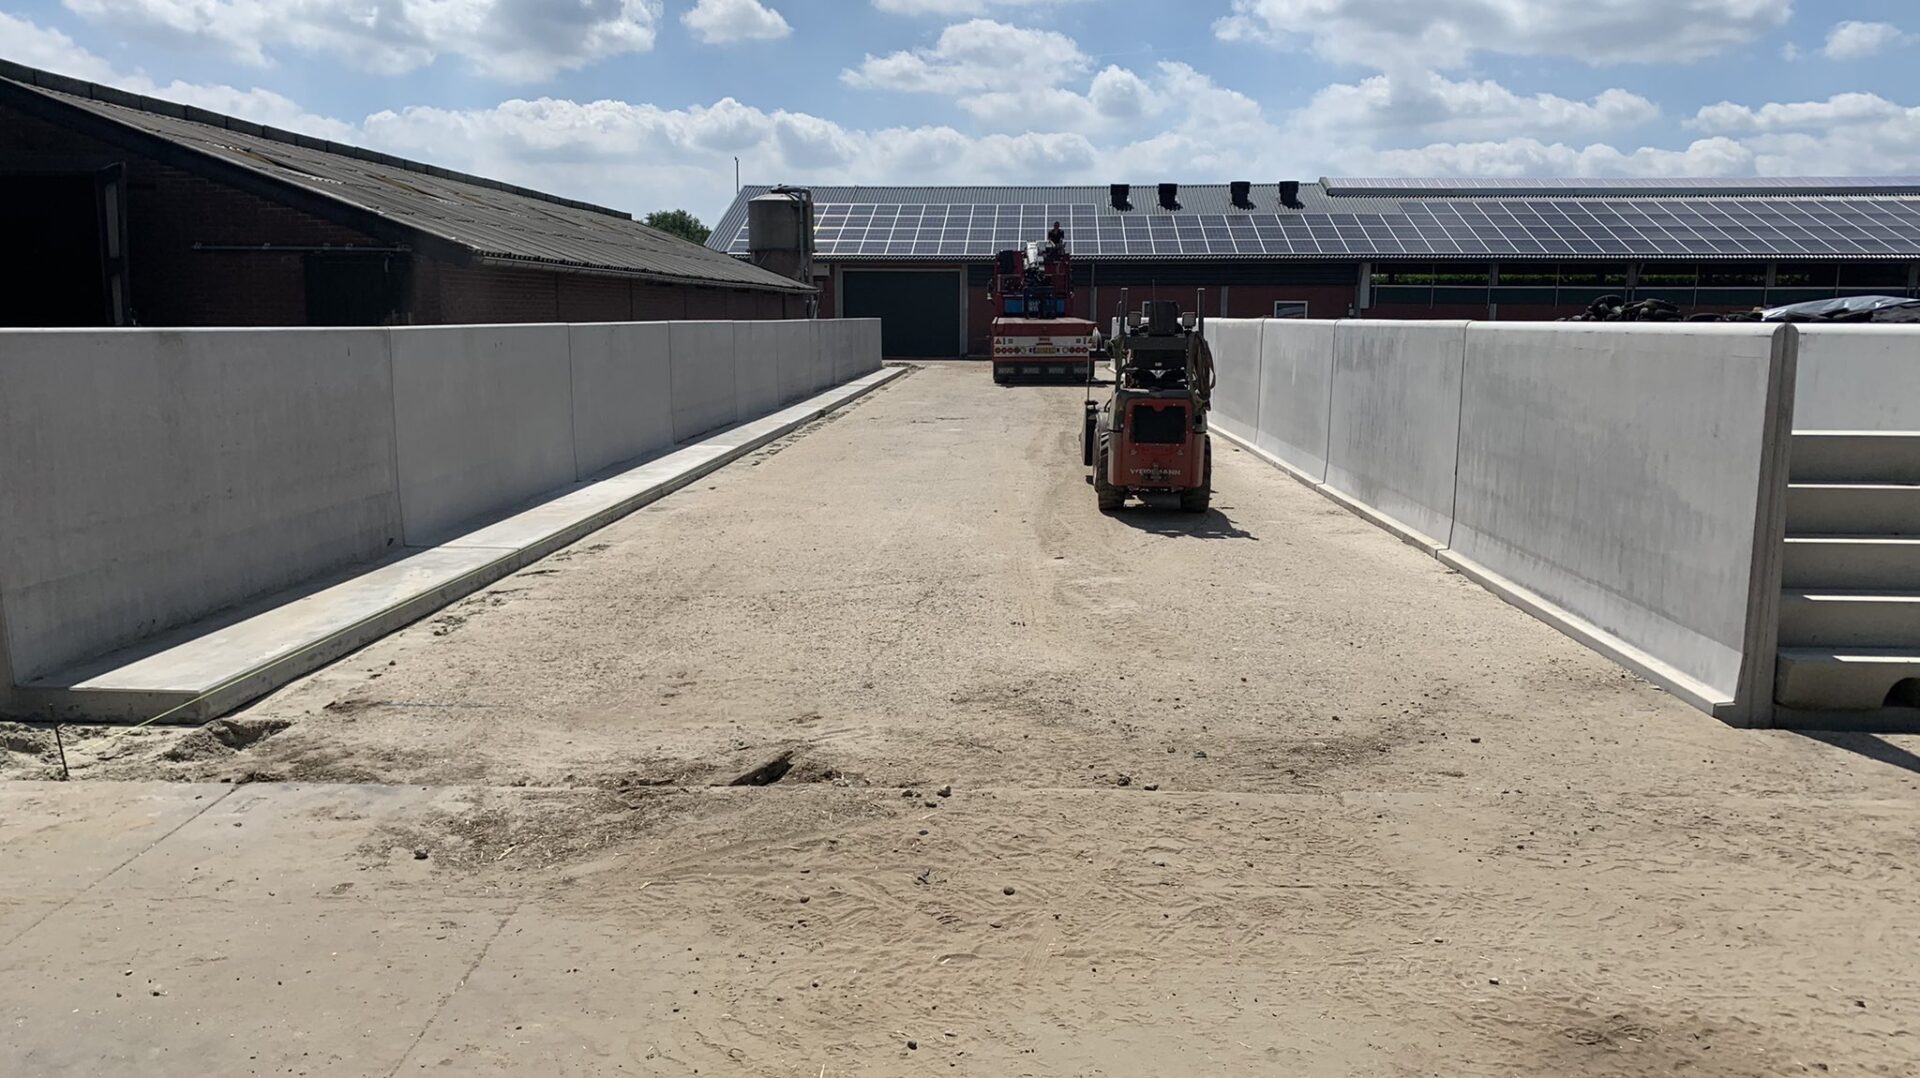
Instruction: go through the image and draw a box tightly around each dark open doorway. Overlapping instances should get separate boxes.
[0,165,129,326]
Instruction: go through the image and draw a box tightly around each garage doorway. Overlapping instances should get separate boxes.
[840,269,961,358]
[0,164,130,326]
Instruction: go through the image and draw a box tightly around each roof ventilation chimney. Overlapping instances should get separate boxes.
[1279,180,1303,209]
[1158,182,1180,210]
[1229,180,1253,209]
[1109,183,1132,211]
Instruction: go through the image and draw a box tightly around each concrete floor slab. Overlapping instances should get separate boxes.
[0,782,227,905]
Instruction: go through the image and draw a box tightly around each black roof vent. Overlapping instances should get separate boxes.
[1229,180,1253,209]
[1279,180,1303,209]
[1158,182,1180,210]
[1109,183,1131,211]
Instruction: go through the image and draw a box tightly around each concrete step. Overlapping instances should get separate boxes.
[1783,537,1920,589]
[1776,647,1920,711]
[1778,590,1920,649]
[1791,431,1920,484]
[1785,484,1920,536]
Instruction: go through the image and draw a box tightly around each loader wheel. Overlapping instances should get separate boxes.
[1094,441,1124,512]
[1179,439,1213,514]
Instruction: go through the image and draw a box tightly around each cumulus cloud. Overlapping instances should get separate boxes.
[682,0,791,44]
[1214,0,1792,69]
[841,18,1087,92]
[1,11,355,140]
[1822,21,1909,60]
[1303,72,1659,140]
[870,0,1081,12]
[59,0,664,82]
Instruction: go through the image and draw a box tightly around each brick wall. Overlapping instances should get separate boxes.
[2,99,379,326]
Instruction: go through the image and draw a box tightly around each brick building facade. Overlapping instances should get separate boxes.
[0,61,811,329]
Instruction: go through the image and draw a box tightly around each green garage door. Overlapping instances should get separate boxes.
[841,270,959,358]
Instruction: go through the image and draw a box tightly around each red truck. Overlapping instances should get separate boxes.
[987,240,1096,385]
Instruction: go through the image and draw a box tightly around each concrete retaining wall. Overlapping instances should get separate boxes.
[1794,326,1920,431]
[669,322,739,442]
[1202,317,1798,726]
[1447,324,1795,723]
[570,322,674,478]
[1256,320,1339,483]
[733,321,785,420]
[391,324,576,545]
[1202,319,1263,445]
[0,328,402,684]
[1324,321,1468,549]
[0,318,880,702]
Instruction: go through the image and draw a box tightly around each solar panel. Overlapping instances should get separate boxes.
[723,197,1920,260]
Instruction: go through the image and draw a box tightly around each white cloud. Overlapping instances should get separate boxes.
[1822,20,1909,60]
[841,18,1086,92]
[1690,92,1906,134]
[682,0,791,44]
[1,10,354,140]
[870,0,1078,12]
[1355,136,1757,179]
[59,0,664,82]
[1214,0,1793,69]
[1302,72,1659,140]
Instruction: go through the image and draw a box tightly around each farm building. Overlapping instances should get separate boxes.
[0,60,812,329]
[710,179,1920,358]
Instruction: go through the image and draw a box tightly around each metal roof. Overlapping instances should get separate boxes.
[709,182,1920,263]
[0,60,810,294]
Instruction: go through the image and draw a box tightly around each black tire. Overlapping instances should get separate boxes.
[1094,441,1124,511]
[992,365,1008,385]
[1179,439,1212,513]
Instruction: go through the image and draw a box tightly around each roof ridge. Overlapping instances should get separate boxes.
[0,57,632,221]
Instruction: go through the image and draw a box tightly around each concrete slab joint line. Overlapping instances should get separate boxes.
[1212,318,1802,729]
[5,347,905,725]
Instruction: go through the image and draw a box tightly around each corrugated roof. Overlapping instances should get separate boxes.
[709,181,1920,263]
[0,60,810,294]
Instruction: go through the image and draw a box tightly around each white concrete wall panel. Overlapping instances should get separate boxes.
[0,328,401,681]
[1323,321,1469,547]
[1255,320,1339,482]
[776,320,817,404]
[1202,319,1263,445]
[835,319,882,382]
[1449,323,1794,710]
[806,321,835,395]
[733,320,786,420]
[1794,326,1920,431]
[391,324,576,545]
[668,321,739,442]
[569,322,674,478]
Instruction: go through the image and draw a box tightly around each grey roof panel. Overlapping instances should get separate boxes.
[0,61,810,294]
[711,181,1920,263]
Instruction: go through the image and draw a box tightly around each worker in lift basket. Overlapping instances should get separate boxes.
[1047,220,1066,254]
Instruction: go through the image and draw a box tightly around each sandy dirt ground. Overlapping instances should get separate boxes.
[3,361,1918,1076]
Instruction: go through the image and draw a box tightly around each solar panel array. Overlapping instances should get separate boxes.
[724,198,1920,259]
[1327,176,1920,196]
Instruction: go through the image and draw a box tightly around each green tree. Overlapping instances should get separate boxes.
[644,209,711,246]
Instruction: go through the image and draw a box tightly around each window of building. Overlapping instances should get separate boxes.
[1699,263,1767,288]
[1431,264,1492,286]
[1639,263,1696,288]
[1495,263,1557,286]
[1273,301,1310,318]
[1559,263,1630,288]
[1771,263,1839,289]
[1838,262,1912,288]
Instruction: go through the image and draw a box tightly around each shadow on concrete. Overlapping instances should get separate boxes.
[1108,506,1258,540]
[1794,730,1920,776]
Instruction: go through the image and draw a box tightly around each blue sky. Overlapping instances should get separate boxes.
[4,1,1917,223]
